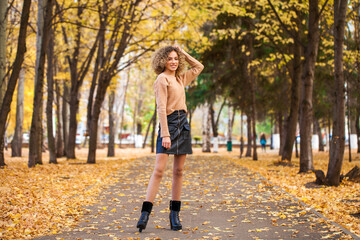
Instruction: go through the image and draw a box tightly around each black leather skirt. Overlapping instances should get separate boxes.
[156,110,192,155]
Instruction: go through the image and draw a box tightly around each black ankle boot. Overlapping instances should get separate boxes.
[137,201,153,232]
[169,200,182,231]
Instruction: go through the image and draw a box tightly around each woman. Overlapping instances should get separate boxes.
[136,45,204,232]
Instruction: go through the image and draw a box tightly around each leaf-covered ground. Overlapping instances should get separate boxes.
[34,153,353,240]
[0,148,150,240]
[1,147,359,239]
[227,149,360,237]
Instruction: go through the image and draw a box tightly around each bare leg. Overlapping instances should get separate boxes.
[145,153,169,202]
[172,154,186,201]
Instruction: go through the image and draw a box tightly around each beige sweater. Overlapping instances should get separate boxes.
[153,51,204,138]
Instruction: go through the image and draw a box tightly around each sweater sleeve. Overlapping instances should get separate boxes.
[153,76,170,138]
[181,51,204,86]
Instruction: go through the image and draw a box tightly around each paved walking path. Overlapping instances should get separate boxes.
[35,155,355,239]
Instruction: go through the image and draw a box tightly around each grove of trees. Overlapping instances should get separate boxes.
[0,0,359,186]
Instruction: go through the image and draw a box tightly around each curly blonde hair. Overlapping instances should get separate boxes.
[151,46,185,77]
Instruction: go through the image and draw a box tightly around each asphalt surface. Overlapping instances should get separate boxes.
[34,155,355,240]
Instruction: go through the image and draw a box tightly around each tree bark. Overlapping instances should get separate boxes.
[355,0,360,154]
[282,20,302,161]
[29,0,54,168]
[46,26,56,164]
[87,7,105,142]
[55,77,63,157]
[227,104,233,142]
[240,111,244,158]
[30,0,46,166]
[0,0,31,166]
[299,0,320,172]
[143,110,155,148]
[210,99,226,153]
[62,81,69,157]
[278,112,283,155]
[202,104,211,152]
[314,118,324,151]
[11,67,25,157]
[107,90,115,157]
[356,113,360,153]
[119,69,130,148]
[249,67,257,160]
[326,0,348,186]
[0,0,7,104]
[246,115,252,157]
[66,5,81,159]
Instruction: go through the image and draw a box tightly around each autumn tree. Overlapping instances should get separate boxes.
[56,0,99,159]
[0,0,31,166]
[11,68,25,157]
[87,0,165,163]
[326,0,348,186]
[46,25,57,164]
[28,0,54,168]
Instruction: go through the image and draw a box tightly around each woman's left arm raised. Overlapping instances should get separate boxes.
[176,46,204,86]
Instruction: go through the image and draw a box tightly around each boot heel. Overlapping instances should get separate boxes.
[169,200,182,231]
[136,201,153,232]
[137,211,150,232]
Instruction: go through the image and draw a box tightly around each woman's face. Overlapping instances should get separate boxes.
[165,51,179,72]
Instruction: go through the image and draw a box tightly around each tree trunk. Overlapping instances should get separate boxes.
[278,112,283,155]
[55,77,63,157]
[67,94,78,158]
[227,104,233,142]
[246,115,252,157]
[209,102,218,152]
[327,114,331,151]
[0,0,7,104]
[240,111,244,158]
[314,118,324,151]
[29,0,46,166]
[65,4,98,159]
[0,0,31,167]
[355,0,360,154]
[202,104,211,152]
[143,110,155,148]
[356,113,360,153]
[299,0,320,172]
[249,67,257,161]
[88,102,101,164]
[118,69,130,148]
[86,9,105,142]
[282,21,302,161]
[0,1,6,157]
[46,26,56,164]
[29,0,53,168]
[62,81,69,157]
[107,90,115,157]
[151,103,157,153]
[11,67,25,157]
[210,99,226,153]
[346,88,352,162]
[326,0,348,186]
[87,0,142,163]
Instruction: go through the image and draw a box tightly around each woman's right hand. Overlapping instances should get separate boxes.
[162,136,171,149]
